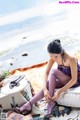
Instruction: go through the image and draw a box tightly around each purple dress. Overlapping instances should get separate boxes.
[58,62,80,87]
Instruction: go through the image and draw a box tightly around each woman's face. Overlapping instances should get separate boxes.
[49,53,61,61]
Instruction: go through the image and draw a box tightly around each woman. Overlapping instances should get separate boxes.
[15,39,80,116]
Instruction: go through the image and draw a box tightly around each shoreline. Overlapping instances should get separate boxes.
[0,38,80,73]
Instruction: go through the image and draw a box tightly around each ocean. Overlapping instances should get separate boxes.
[0,0,80,72]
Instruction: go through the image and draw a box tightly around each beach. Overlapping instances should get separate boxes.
[0,0,80,73]
[0,35,80,73]
[1,1,80,120]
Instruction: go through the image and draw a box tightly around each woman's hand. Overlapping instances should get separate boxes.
[52,89,61,101]
[43,88,51,102]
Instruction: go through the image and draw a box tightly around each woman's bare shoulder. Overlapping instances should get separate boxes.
[64,52,77,66]
[67,54,77,65]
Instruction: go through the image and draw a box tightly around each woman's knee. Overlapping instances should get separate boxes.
[48,69,57,81]
[49,69,58,77]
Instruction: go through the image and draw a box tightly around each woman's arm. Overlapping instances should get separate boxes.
[43,58,54,89]
[43,58,54,101]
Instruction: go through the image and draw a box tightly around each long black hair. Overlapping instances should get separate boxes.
[47,39,63,54]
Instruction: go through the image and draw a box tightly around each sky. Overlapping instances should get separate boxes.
[0,0,57,14]
[0,0,36,14]
[0,0,80,51]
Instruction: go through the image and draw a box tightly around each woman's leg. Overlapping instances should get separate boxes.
[18,68,71,113]
[48,68,71,96]
[46,68,71,115]
[19,89,44,112]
